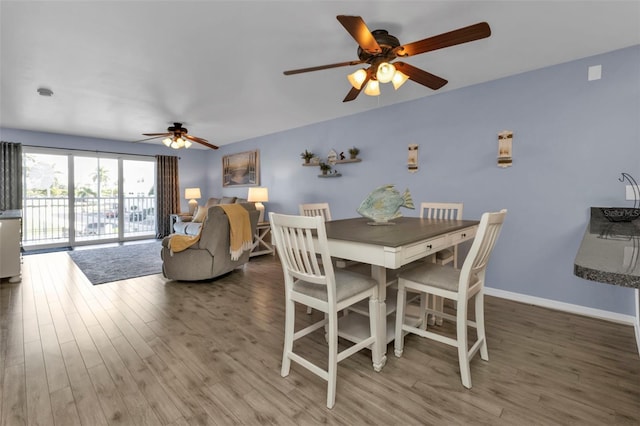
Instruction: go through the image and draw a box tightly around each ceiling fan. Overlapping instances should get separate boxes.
[139,122,218,150]
[283,15,491,102]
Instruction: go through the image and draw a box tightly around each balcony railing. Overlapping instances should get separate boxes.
[23,196,156,247]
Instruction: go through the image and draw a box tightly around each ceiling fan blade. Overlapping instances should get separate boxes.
[337,15,382,54]
[342,70,370,102]
[343,87,362,103]
[394,62,448,90]
[142,132,171,137]
[395,22,491,57]
[134,135,166,143]
[284,60,364,75]
[185,134,218,150]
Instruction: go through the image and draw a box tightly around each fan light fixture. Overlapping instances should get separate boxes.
[363,80,380,96]
[392,70,409,90]
[347,62,409,96]
[376,62,395,83]
[347,69,367,90]
[162,136,192,149]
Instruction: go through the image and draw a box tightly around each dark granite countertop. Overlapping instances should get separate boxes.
[574,207,640,288]
[0,210,22,220]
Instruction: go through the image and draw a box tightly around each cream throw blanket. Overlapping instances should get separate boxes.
[219,204,253,261]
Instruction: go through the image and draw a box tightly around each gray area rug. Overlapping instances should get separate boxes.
[68,241,163,285]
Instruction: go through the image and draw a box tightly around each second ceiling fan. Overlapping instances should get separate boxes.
[139,122,218,150]
[283,15,491,102]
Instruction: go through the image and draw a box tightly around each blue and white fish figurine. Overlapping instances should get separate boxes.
[357,184,415,224]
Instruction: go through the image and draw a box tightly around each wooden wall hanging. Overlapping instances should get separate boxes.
[498,130,513,168]
[408,144,418,173]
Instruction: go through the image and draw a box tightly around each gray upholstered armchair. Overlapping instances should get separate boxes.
[161,202,259,281]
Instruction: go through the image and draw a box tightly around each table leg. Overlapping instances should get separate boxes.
[371,265,387,371]
[635,288,640,357]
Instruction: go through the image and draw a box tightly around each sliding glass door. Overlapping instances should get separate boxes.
[23,151,70,247]
[22,148,156,249]
[74,156,119,242]
[122,159,156,238]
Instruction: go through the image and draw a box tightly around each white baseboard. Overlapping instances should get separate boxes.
[484,286,636,326]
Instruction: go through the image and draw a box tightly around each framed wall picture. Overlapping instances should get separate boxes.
[222,150,260,187]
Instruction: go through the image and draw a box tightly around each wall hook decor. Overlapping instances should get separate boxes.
[498,130,513,168]
[408,143,418,173]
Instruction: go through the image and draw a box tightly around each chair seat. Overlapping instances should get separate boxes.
[400,263,460,292]
[294,270,377,302]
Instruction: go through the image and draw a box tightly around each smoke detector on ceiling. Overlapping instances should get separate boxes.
[37,87,54,96]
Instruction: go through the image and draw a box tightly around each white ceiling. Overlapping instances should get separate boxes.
[1,1,639,149]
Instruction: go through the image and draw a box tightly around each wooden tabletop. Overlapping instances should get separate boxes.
[324,217,479,247]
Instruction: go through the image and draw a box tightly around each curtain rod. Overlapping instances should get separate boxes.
[22,144,180,159]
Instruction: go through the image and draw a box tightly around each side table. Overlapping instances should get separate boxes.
[170,213,192,229]
[251,222,274,257]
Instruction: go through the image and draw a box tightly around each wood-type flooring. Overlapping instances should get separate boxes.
[1,251,638,425]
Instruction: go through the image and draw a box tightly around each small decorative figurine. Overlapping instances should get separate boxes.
[339,152,345,160]
[357,184,415,225]
[327,149,338,165]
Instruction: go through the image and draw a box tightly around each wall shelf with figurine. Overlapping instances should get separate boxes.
[300,147,362,178]
[302,158,361,166]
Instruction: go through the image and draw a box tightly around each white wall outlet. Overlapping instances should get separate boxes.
[588,65,602,81]
[626,185,638,201]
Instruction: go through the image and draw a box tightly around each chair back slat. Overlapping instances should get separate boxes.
[420,202,464,220]
[460,209,507,294]
[420,202,463,221]
[300,203,332,221]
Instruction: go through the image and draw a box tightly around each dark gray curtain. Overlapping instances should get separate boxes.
[0,141,23,210]
[156,155,180,238]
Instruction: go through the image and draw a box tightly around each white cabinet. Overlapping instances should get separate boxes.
[0,215,22,282]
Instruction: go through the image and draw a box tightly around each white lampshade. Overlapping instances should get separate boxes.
[184,140,192,148]
[162,137,172,147]
[376,62,396,83]
[248,187,269,223]
[364,79,380,96]
[347,69,367,90]
[392,70,410,89]
[185,187,201,200]
[247,187,268,202]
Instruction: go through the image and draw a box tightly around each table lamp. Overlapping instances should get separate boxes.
[185,187,201,215]
[247,187,269,223]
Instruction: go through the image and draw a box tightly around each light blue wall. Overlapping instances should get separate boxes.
[2,45,638,316]
[213,45,640,316]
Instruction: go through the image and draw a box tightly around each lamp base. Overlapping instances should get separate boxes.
[188,199,198,215]
[255,202,265,223]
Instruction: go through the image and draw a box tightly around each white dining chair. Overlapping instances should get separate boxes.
[420,202,464,267]
[299,202,332,221]
[394,209,506,389]
[299,203,333,314]
[270,212,380,409]
[419,202,464,326]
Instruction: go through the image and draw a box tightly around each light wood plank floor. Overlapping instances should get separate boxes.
[1,251,639,425]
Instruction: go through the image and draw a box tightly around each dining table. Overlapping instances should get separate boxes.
[320,216,480,371]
